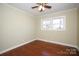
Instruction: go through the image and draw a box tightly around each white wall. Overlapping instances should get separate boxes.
[0,4,36,52]
[36,8,78,46]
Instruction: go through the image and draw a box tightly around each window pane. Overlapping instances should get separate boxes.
[52,17,65,30]
[42,20,51,30]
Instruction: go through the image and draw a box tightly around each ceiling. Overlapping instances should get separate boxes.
[8,3,79,16]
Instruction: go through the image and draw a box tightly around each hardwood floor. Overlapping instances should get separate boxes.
[0,40,79,56]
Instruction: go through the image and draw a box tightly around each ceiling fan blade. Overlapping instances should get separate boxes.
[44,5,52,9]
[37,3,48,5]
[32,6,38,9]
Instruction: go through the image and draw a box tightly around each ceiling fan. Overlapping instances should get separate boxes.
[32,3,52,12]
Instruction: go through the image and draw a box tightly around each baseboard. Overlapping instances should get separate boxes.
[0,39,36,54]
[36,38,78,49]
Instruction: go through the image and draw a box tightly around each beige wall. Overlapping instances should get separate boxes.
[0,4,36,52]
[36,8,78,46]
[77,8,79,48]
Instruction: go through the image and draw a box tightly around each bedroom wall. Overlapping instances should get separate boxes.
[0,4,36,52]
[77,8,79,49]
[0,4,3,51]
[36,8,78,47]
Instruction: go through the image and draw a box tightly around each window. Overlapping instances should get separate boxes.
[41,16,66,31]
[41,18,52,30]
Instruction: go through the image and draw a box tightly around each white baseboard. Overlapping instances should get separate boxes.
[36,38,78,49]
[0,39,36,54]
[0,38,78,54]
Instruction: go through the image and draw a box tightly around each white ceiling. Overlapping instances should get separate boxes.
[8,3,79,16]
